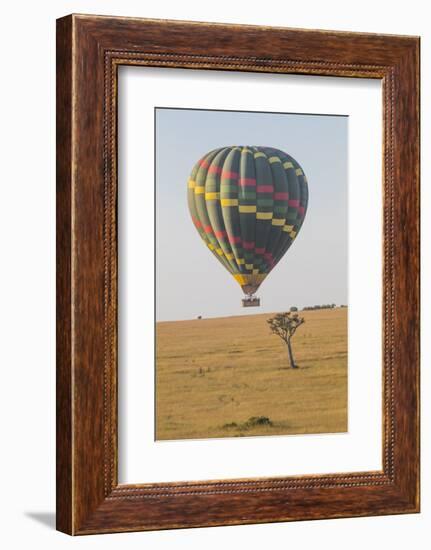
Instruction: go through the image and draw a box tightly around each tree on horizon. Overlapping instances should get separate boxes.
[267,311,305,369]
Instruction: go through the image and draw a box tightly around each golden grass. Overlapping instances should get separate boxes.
[156,308,347,440]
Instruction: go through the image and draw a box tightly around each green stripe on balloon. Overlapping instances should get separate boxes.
[186,145,308,296]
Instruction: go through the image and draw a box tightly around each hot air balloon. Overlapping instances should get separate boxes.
[187,146,308,307]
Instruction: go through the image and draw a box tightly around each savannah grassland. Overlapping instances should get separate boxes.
[156,308,347,440]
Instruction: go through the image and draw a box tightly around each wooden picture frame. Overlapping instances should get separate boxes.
[56,14,420,535]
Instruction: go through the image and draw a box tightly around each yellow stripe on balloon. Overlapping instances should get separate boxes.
[253,269,259,274]
[234,274,248,285]
[216,248,223,256]
[205,192,220,200]
[194,186,205,194]
[225,252,234,260]
[245,263,254,270]
[283,224,295,233]
[295,168,303,176]
[269,156,281,164]
[256,211,273,220]
[188,179,196,188]
[254,152,266,159]
[239,205,257,213]
[221,198,239,206]
[208,243,215,250]
[237,258,245,265]
[271,218,285,226]
[234,273,267,286]
[283,161,294,169]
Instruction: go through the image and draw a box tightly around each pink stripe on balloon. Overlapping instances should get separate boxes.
[257,185,274,193]
[228,235,242,245]
[208,164,222,174]
[255,247,265,254]
[215,230,227,238]
[221,170,239,179]
[274,192,289,200]
[239,177,256,186]
[288,199,300,207]
[243,241,255,250]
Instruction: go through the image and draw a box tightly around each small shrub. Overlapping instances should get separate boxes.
[222,416,273,431]
[245,416,273,428]
[223,422,238,429]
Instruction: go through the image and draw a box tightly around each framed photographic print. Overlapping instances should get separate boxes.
[56,14,420,534]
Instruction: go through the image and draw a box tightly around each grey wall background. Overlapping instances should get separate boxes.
[156,108,348,321]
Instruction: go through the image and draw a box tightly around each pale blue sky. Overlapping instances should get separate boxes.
[156,108,347,321]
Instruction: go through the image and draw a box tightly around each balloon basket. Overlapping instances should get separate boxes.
[242,296,260,307]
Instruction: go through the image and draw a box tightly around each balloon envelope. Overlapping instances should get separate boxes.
[187,146,308,296]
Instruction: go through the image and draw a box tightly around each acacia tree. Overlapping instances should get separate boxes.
[267,311,305,369]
